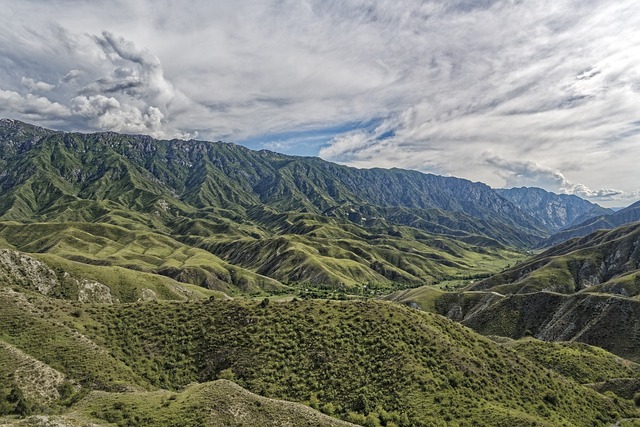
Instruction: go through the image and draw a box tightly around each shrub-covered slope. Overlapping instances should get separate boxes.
[0,278,634,426]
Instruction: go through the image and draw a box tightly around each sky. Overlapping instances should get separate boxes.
[1,1,639,207]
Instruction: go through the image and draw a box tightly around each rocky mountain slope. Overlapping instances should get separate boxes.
[496,187,611,232]
[541,201,640,247]
[0,118,544,244]
[0,119,548,294]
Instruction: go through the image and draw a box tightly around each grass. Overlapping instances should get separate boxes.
[0,219,524,298]
[71,380,356,427]
[0,222,286,296]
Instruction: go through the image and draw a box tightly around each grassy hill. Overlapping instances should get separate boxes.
[494,337,640,384]
[0,276,635,426]
[1,380,357,427]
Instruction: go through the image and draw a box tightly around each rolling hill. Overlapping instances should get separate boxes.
[469,221,640,296]
[384,221,640,366]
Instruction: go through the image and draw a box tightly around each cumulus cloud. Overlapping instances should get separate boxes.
[69,94,168,136]
[0,89,70,118]
[484,154,635,202]
[0,1,639,205]
[21,77,55,92]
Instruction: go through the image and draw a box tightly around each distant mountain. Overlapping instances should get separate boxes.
[0,119,547,292]
[495,187,611,232]
[541,200,640,247]
[0,119,544,243]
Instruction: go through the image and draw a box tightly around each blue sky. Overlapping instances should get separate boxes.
[1,0,640,206]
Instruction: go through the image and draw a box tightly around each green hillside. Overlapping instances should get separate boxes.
[496,337,640,384]
[2,119,639,426]
[470,221,640,296]
[1,380,357,427]
[0,277,634,426]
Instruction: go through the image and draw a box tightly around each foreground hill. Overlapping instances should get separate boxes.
[1,380,356,427]
[0,277,633,426]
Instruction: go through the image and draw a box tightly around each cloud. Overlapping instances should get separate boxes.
[60,69,84,83]
[484,155,568,189]
[21,77,55,92]
[0,23,194,138]
[0,1,639,205]
[69,94,170,137]
[483,154,635,202]
[0,89,70,118]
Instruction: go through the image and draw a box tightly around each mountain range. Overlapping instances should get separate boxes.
[540,200,640,247]
[2,119,640,425]
[495,186,613,232]
[0,119,625,297]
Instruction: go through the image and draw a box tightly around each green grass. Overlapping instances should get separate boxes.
[0,222,286,296]
[381,286,445,312]
[0,219,523,297]
[0,288,152,393]
[70,380,356,427]
[34,253,224,302]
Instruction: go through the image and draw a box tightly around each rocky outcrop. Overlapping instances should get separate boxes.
[0,249,116,303]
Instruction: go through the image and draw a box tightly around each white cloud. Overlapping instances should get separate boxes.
[21,77,55,92]
[483,154,635,202]
[0,89,70,118]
